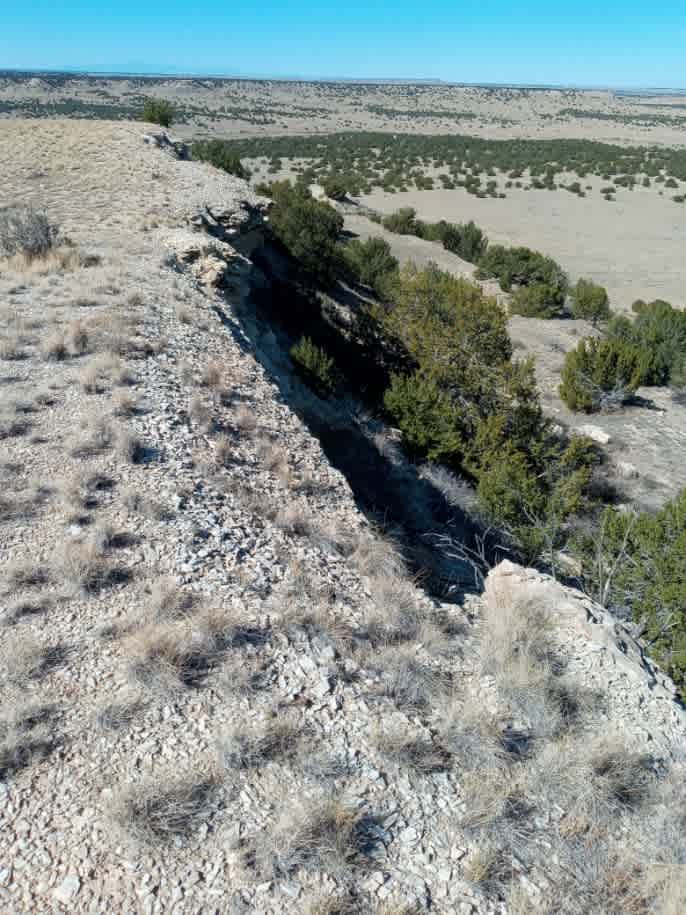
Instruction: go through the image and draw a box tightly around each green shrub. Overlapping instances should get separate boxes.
[141,98,174,128]
[569,278,611,326]
[342,236,398,294]
[477,244,568,303]
[605,299,686,387]
[0,206,59,259]
[559,337,646,412]
[268,182,344,286]
[477,431,598,564]
[440,220,488,262]
[379,263,512,386]
[382,207,421,235]
[574,491,686,698]
[384,372,466,465]
[321,174,348,200]
[290,337,340,396]
[377,265,573,552]
[510,283,565,318]
[191,140,250,179]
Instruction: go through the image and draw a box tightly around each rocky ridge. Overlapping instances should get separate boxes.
[0,121,684,914]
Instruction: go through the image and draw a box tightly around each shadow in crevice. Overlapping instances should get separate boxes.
[212,255,491,599]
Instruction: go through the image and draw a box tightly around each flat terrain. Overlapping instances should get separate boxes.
[5,73,686,312]
[2,73,686,145]
[357,181,686,309]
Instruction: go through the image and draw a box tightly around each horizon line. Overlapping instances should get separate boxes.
[1,66,686,94]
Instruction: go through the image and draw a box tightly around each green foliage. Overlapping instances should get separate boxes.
[202,131,686,195]
[379,211,488,264]
[267,182,344,286]
[477,244,568,304]
[477,432,598,564]
[384,372,466,465]
[381,207,420,235]
[574,491,686,698]
[439,220,488,262]
[290,336,340,396]
[191,140,250,179]
[321,174,348,200]
[375,263,591,563]
[559,337,646,412]
[379,263,512,386]
[605,299,686,387]
[141,98,174,128]
[342,237,398,294]
[569,278,611,326]
[510,283,565,318]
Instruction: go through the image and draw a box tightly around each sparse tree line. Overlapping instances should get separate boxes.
[208,129,686,200]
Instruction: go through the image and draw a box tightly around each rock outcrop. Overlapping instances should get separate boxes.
[485,561,686,758]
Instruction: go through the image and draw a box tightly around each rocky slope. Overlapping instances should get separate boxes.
[1,121,684,915]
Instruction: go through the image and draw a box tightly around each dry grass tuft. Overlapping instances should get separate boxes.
[150,576,196,620]
[0,335,27,361]
[3,636,69,684]
[588,744,656,813]
[275,501,314,537]
[112,389,138,417]
[0,206,58,259]
[234,404,257,434]
[0,701,58,778]
[115,428,147,463]
[110,773,220,845]
[218,713,303,770]
[175,303,192,324]
[81,353,137,393]
[68,319,89,355]
[2,594,52,625]
[462,841,512,896]
[301,893,363,915]
[258,437,289,475]
[201,359,223,389]
[373,721,452,774]
[60,533,129,595]
[6,559,50,592]
[247,794,380,880]
[214,433,233,467]
[373,644,451,711]
[189,395,215,432]
[0,410,31,439]
[353,529,407,580]
[95,697,142,731]
[123,608,232,693]
[70,413,113,457]
[436,701,511,773]
[121,486,174,521]
[41,332,69,361]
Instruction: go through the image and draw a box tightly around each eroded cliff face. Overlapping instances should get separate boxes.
[0,121,684,915]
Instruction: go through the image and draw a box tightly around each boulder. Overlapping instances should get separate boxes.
[575,423,611,445]
[159,228,253,292]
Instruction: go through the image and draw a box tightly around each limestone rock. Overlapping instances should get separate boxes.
[575,423,611,445]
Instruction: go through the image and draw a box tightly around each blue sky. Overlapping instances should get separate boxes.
[2,1,685,88]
